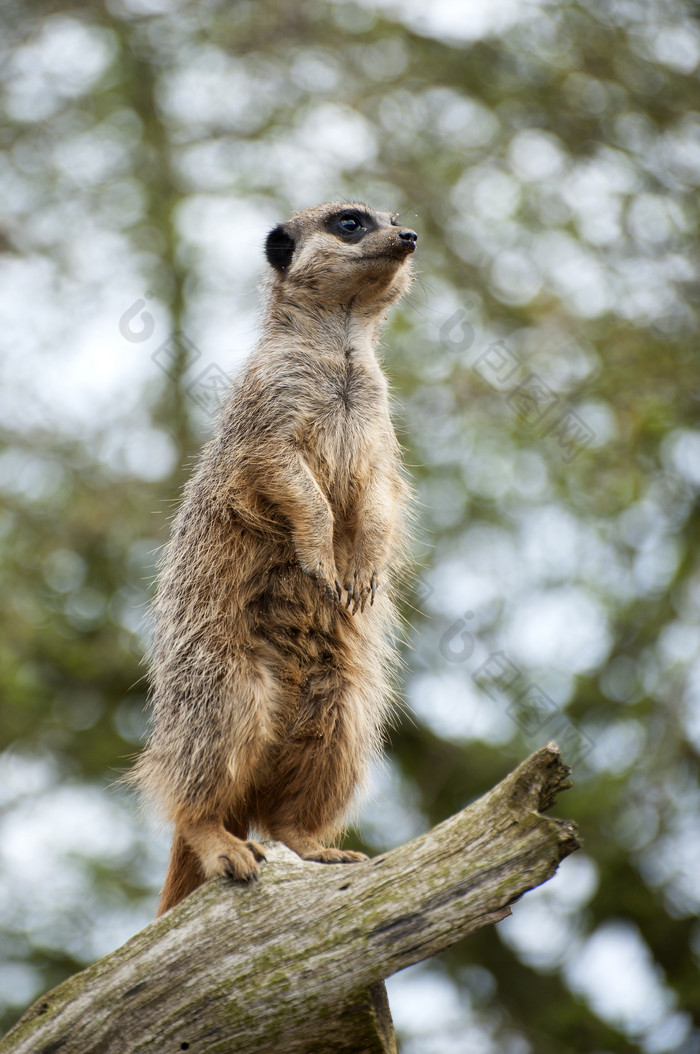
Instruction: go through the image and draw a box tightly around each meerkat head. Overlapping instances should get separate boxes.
[264,202,417,312]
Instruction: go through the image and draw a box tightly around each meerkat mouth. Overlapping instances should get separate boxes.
[357,247,414,262]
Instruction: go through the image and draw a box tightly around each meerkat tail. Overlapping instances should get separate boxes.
[157,834,206,916]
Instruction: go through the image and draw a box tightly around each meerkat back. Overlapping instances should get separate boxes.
[131,202,417,915]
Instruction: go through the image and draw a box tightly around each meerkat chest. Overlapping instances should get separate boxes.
[331,355,385,416]
[312,357,389,447]
[300,356,391,485]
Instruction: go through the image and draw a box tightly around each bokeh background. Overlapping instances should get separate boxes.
[1,0,699,1049]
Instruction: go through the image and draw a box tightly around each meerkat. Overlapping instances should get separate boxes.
[131,202,417,916]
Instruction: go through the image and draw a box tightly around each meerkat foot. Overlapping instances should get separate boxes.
[272,830,368,864]
[307,847,369,864]
[180,821,266,884]
[215,838,264,882]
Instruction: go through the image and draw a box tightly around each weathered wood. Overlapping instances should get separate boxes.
[1,742,580,1054]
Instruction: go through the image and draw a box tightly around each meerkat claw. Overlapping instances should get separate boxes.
[245,841,267,862]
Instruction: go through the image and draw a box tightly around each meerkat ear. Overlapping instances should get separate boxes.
[265,224,295,272]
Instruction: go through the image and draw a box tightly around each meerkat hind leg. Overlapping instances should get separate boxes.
[179,817,267,883]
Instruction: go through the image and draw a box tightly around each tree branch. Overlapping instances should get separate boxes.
[1,742,580,1054]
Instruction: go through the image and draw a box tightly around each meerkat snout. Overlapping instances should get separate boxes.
[397,228,418,251]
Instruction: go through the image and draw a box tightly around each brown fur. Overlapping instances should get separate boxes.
[130,202,417,915]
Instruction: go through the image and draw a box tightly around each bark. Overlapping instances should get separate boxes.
[1,742,580,1054]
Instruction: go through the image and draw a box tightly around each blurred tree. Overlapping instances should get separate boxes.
[1,0,699,1049]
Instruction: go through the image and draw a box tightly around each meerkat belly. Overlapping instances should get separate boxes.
[239,559,349,736]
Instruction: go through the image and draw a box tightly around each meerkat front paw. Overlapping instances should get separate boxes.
[342,566,378,614]
[311,565,343,604]
[299,553,342,604]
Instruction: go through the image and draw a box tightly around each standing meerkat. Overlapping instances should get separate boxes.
[131,202,417,916]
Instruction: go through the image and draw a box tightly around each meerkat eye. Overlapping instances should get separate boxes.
[338,214,363,233]
[327,210,373,241]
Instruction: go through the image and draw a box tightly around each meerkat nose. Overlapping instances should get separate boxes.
[398,229,418,252]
